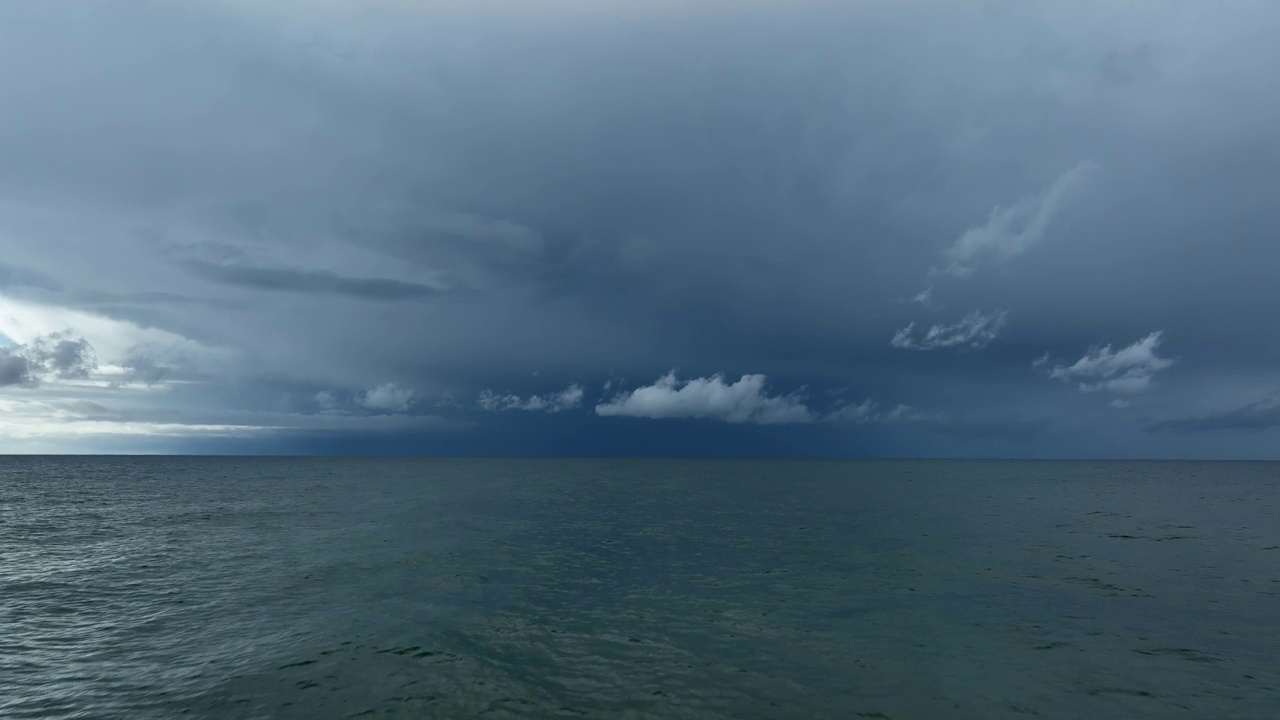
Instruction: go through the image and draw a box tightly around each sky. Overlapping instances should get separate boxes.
[1,0,1278,457]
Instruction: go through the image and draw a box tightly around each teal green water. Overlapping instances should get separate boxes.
[2,458,1278,718]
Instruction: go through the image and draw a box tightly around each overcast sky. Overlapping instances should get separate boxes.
[1,0,1278,456]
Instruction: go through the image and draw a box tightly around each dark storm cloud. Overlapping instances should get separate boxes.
[32,333,98,379]
[117,349,170,387]
[0,0,1278,454]
[924,417,1056,443]
[0,332,97,386]
[0,348,33,387]
[1146,394,1280,434]
[182,260,448,301]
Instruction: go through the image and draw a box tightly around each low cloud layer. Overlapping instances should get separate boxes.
[1147,393,1280,434]
[596,372,813,425]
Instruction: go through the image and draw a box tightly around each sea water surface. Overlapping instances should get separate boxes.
[1,458,1278,719]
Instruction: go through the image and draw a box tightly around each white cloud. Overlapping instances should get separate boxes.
[894,164,1090,358]
[595,371,813,425]
[0,295,218,369]
[315,390,339,409]
[477,391,511,411]
[0,398,266,442]
[359,383,415,412]
[557,384,586,409]
[1049,331,1173,394]
[940,162,1096,277]
[1032,352,1050,367]
[891,310,1007,351]
[478,383,584,413]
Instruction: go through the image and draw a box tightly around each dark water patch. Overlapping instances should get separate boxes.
[1088,687,1157,698]
[1134,647,1222,663]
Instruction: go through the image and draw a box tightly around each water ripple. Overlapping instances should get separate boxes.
[2,457,1278,719]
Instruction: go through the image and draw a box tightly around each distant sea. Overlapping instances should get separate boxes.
[2,458,1278,719]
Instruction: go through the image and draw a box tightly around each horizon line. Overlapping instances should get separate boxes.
[1,454,1277,462]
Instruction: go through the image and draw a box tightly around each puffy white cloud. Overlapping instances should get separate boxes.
[891,310,1007,351]
[1049,331,1173,394]
[595,372,813,424]
[359,383,416,412]
[0,295,215,369]
[940,162,1096,277]
[478,383,584,413]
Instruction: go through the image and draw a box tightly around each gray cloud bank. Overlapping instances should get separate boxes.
[1,1,1278,455]
[0,332,98,387]
[1147,394,1280,434]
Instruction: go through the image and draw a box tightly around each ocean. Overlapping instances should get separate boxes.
[1,457,1277,719]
